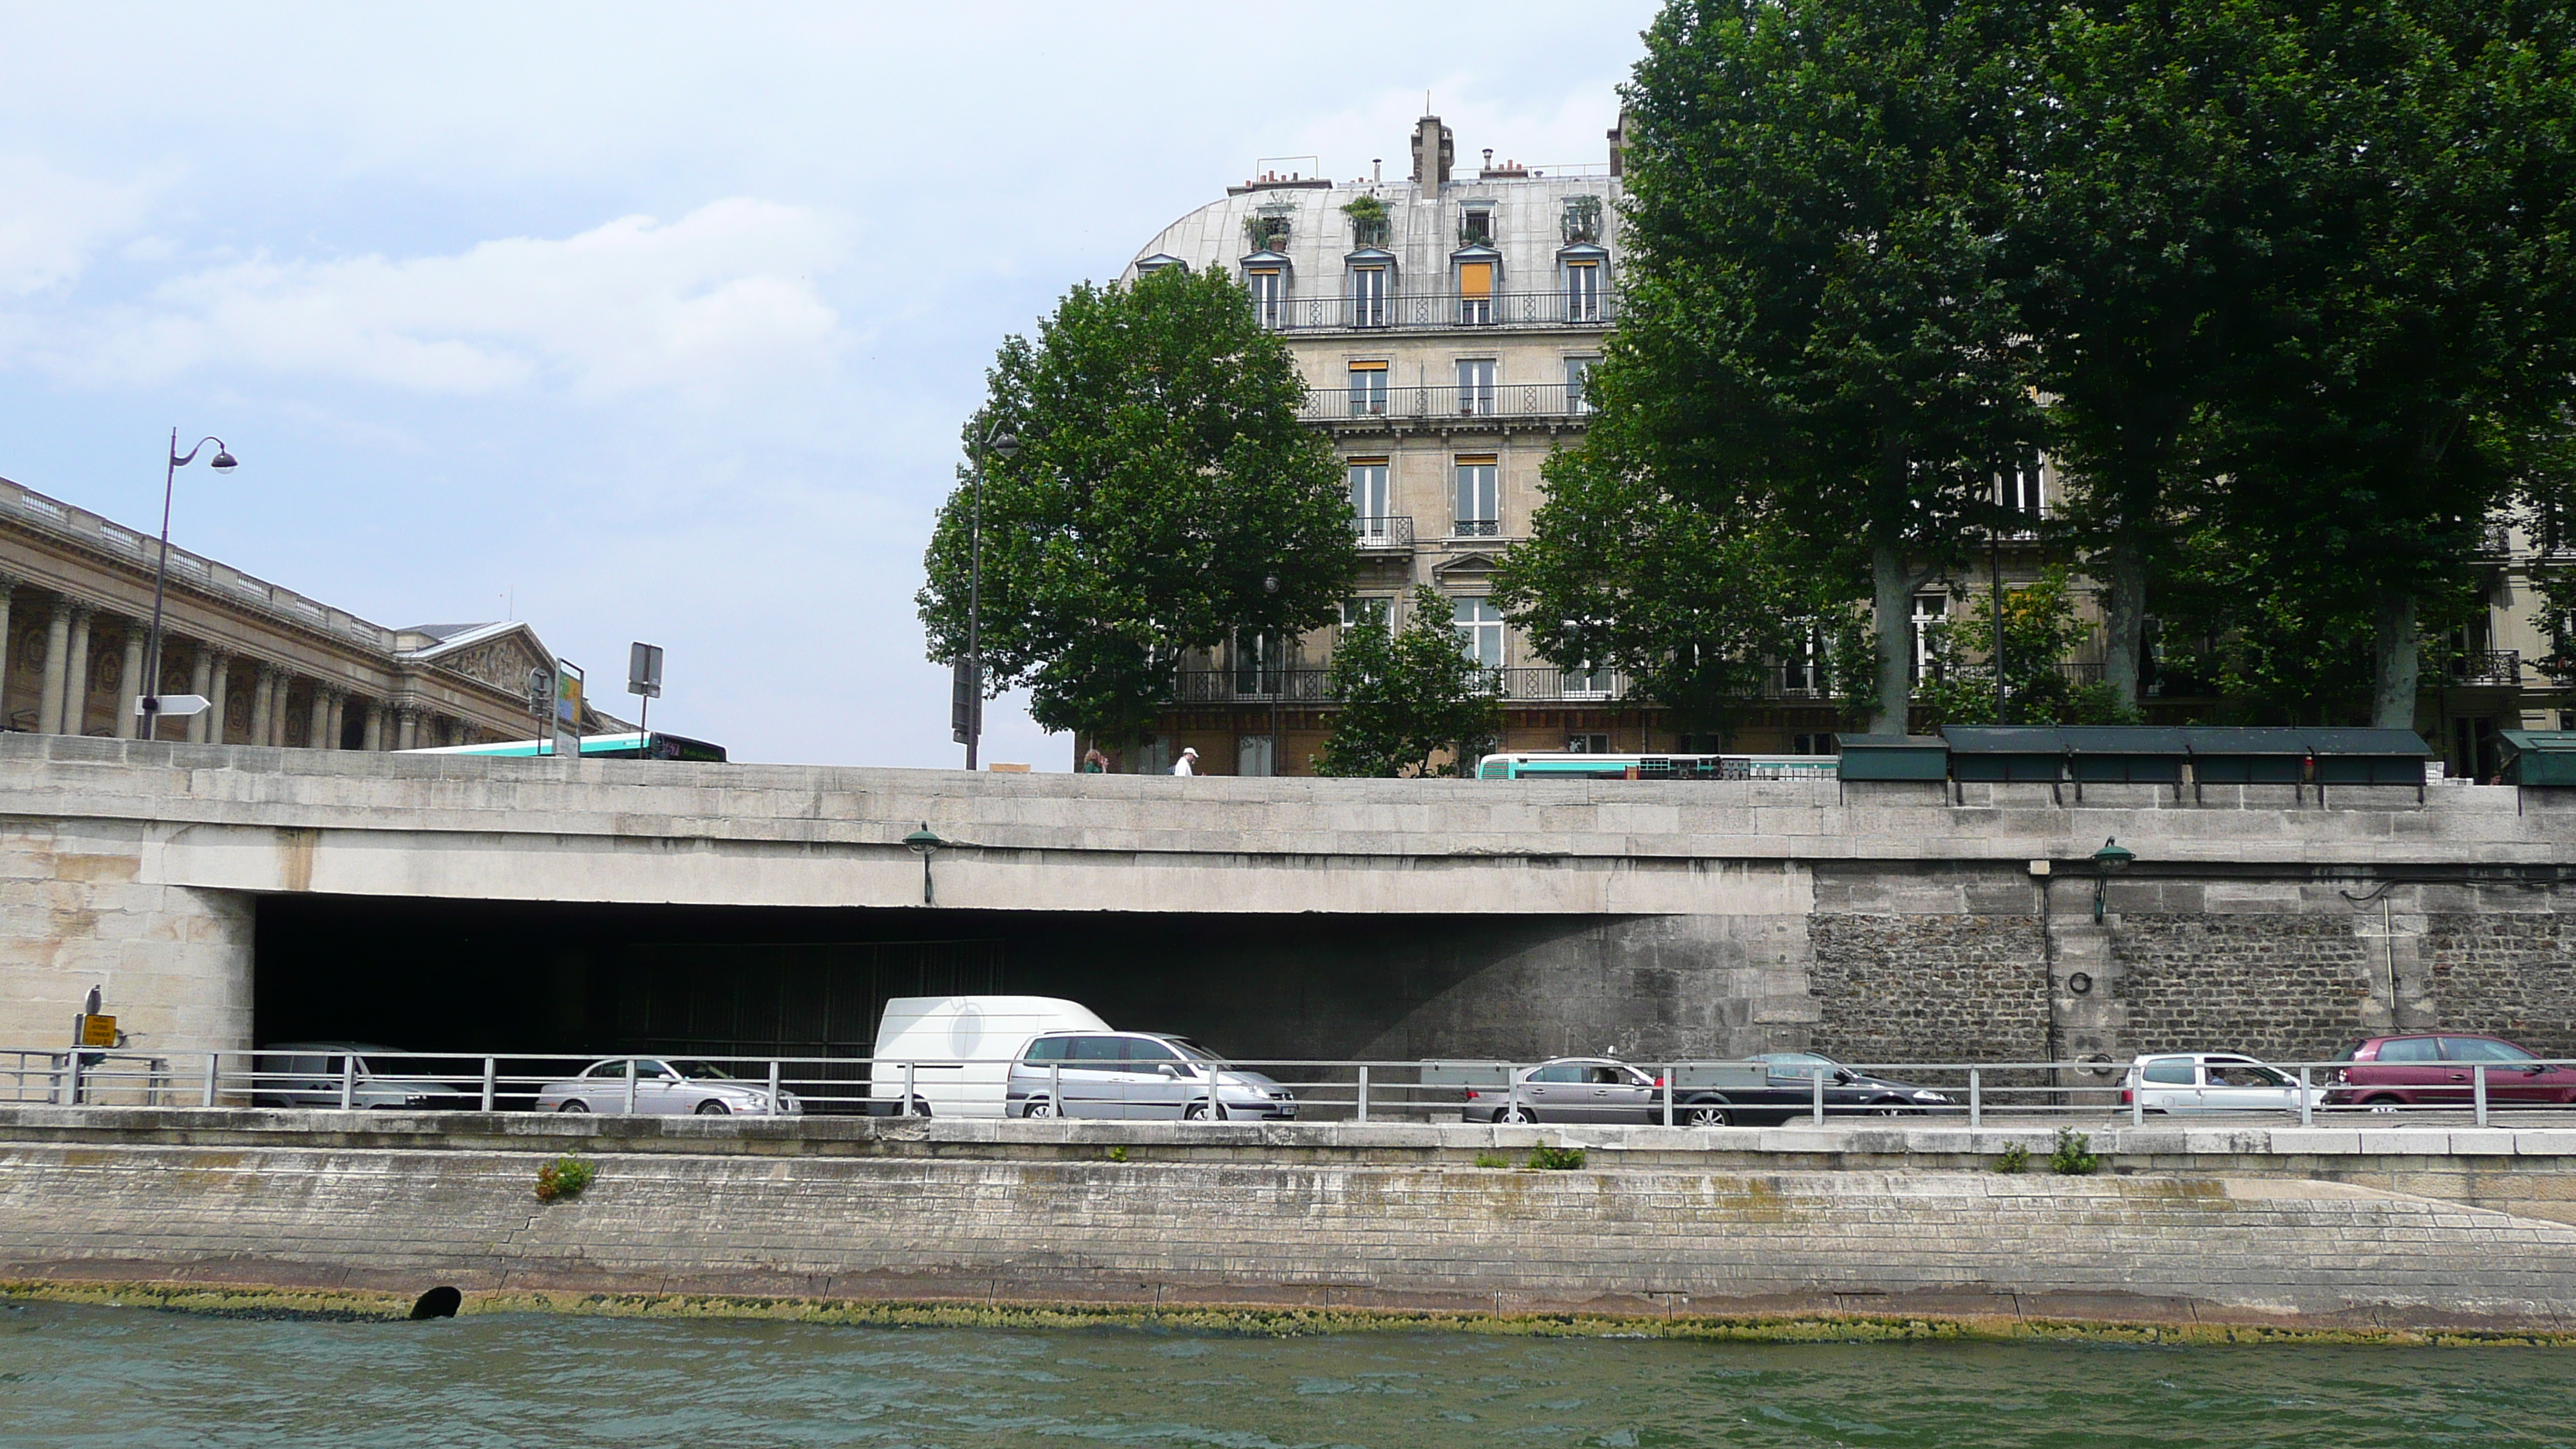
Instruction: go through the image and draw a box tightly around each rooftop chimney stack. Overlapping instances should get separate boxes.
[1608,107,1635,179]
[1412,115,1453,188]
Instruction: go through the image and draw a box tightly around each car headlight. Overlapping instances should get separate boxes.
[1913,1091,1949,1102]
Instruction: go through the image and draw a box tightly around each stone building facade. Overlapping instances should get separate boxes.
[0,473,619,751]
[1112,112,2571,779]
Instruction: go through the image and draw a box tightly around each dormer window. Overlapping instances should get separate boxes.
[1134,253,1189,279]
[1562,251,1605,324]
[1346,248,1394,328]
[1458,206,1495,247]
[1246,212,1293,252]
[1243,262,1286,328]
[1341,194,1391,248]
[1455,252,1497,326]
[1561,195,1602,245]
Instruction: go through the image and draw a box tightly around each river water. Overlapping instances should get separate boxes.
[3,1300,2572,1447]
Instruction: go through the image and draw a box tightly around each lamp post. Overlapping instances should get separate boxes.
[903,824,944,906]
[2091,836,2134,923]
[1262,573,1281,776]
[138,430,236,744]
[960,420,1019,771]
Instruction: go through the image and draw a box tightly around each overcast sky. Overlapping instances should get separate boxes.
[0,2,1658,766]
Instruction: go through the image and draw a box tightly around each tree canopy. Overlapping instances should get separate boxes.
[1313,587,1504,777]
[919,268,1355,746]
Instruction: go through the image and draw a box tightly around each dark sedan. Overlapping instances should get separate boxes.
[1461,1053,1950,1126]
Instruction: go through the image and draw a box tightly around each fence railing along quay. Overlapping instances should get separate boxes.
[9,1046,2574,1132]
[1302,384,1593,425]
[1262,289,1622,334]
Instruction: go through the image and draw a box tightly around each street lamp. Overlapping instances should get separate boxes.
[137,430,236,744]
[903,824,945,906]
[959,420,1019,771]
[2091,836,2135,923]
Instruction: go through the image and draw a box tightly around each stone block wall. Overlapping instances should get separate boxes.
[1808,913,2050,1064]
[2106,914,2380,1063]
[2430,907,2576,1059]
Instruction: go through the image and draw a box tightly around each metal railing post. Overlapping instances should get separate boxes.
[2132,1068,2144,1126]
[338,1055,355,1111]
[622,1058,638,1114]
[1968,1068,1982,1131]
[766,1060,781,1116]
[1355,1065,1369,1124]
[2475,1063,2489,1127]
[63,1053,80,1107]
[2299,1067,2314,1127]
[1662,1064,1673,1128]
[1051,1060,1062,1118]
[902,1062,915,1117]
[481,1057,497,1114]
[203,1051,219,1108]
[1810,1066,1824,1125]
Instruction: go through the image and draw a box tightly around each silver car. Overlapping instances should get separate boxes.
[1007,1032,1296,1120]
[1464,1057,1666,1124]
[2125,1052,2317,1115]
[253,1042,468,1110]
[534,1057,802,1117]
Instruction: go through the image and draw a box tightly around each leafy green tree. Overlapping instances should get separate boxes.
[918,268,1355,746]
[1604,0,2047,733]
[1915,568,2138,728]
[1314,587,1503,777]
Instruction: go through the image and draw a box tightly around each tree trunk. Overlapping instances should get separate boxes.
[1869,542,1913,735]
[2371,590,2419,731]
[2100,529,2149,714]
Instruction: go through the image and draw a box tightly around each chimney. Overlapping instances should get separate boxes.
[1411,115,1453,188]
[1608,108,1635,179]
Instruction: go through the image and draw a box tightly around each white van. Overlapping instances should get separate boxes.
[868,995,1111,1117]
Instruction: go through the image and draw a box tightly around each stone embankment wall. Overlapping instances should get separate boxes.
[8,1111,2576,1331]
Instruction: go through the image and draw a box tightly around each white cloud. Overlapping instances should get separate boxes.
[44,198,849,398]
[0,155,157,294]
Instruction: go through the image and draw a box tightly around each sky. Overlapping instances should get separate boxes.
[0,2,1659,767]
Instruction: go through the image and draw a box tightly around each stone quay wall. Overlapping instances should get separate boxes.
[8,1111,2576,1331]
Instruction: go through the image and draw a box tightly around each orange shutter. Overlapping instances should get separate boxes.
[1458,262,1493,299]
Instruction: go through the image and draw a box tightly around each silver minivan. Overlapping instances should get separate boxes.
[1006,1032,1297,1120]
[253,1042,467,1110]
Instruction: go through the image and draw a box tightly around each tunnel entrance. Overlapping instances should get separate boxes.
[252,896,1644,1067]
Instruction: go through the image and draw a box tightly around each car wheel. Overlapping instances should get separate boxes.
[1684,1104,1732,1128]
[1183,1101,1228,1121]
[558,1100,589,1114]
[1502,1105,1537,1125]
[2362,1095,2404,1114]
[1867,1102,1910,1118]
[1023,1097,1057,1118]
[695,1099,730,1115]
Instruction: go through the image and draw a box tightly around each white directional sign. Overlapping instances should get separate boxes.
[135,694,212,718]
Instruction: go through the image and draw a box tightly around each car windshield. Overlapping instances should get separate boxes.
[667,1060,735,1080]
[1166,1039,1231,1065]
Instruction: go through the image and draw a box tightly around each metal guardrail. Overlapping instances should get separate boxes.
[8,1047,2573,1130]
[1352,515,1414,549]
[1264,289,1621,334]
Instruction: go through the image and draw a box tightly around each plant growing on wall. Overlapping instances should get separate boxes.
[534,1156,594,1203]
[2047,1128,2098,1176]
[1245,214,1291,251]
[1560,195,1601,245]
[1341,194,1389,247]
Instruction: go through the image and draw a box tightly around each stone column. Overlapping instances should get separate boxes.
[248,666,276,747]
[323,689,347,750]
[115,628,145,739]
[306,687,331,752]
[0,579,15,725]
[37,599,72,735]
[396,707,419,751]
[271,676,294,747]
[191,650,221,743]
[361,699,382,752]
[62,607,93,736]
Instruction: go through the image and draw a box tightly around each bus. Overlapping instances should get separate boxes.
[1475,752,1838,781]
[400,731,728,762]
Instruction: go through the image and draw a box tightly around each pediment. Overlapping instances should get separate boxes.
[410,622,556,695]
[1434,551,1505,581]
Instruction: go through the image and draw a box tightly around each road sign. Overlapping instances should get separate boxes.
[629,642,664,699]
[135,694,211,718]
[951,659,980,744]
[77,1014,116,1048]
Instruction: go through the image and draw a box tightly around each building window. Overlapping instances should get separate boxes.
[1564,259,1602,323]
[1244,266,1286,329]
[1791,732,1835,755]
[1561,659,1615,699]
[1456,358,1496,416]
[1564,356,1597,414]
[1783,627,1828,697]
[1458,259,1494,325]
[1567,732,1611,753]
[1342,597,1392,632]
[1232,630,1283,697]
[1460,207,1495,247]
[1454,598,1506,670]
[1911,593,1948,683]
[1347,360,1388,416]
[1347,458,1391,540]
[1561,195,1602,245]
[1454,454,1499,536]
[2002,451,2046,522]
[1349,263,1389,328]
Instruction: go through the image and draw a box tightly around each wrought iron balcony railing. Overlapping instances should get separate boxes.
[1262,289,1620,334]
[2449,649,2521,687]
[1303,383,1592,424]
[1169,666,1636,706]
[1352,516,1414,548]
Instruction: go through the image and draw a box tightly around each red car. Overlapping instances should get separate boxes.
[2326,1033,2576,1109]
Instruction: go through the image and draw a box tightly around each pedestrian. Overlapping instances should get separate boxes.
[1081,747,1108,773]
[1172,746,1197,776]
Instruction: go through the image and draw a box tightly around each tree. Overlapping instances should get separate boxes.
[1914,567,2138,727]
[918,268,1355,747]
[1314,587,1503,777]
[1607,0,2046,733]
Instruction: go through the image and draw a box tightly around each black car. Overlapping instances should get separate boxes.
[1461,1052,1951,1126]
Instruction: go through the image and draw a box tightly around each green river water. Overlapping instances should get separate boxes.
[2,1301,2571,1447]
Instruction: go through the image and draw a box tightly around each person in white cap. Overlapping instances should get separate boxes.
[1172,746,1198,776]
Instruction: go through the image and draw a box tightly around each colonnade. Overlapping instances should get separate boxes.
[0,576,468,749]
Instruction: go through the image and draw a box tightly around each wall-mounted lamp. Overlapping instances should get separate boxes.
[904,824,945,906]
[2091,836,2135,923]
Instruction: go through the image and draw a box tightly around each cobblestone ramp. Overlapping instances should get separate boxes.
[6,1146,2576,1329]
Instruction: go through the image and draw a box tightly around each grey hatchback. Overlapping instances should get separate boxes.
[1007,1032,1297,1120]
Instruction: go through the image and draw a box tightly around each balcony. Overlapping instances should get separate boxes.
[1304,383,1591,426]
[1266,289,1621,334]
[2449,649,2521,687]
[1170,666,1635,706]
[1352,516,1414,549]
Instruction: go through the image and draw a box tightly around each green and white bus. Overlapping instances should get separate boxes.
[1475,752,1838,781]
[401,731,728,762]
